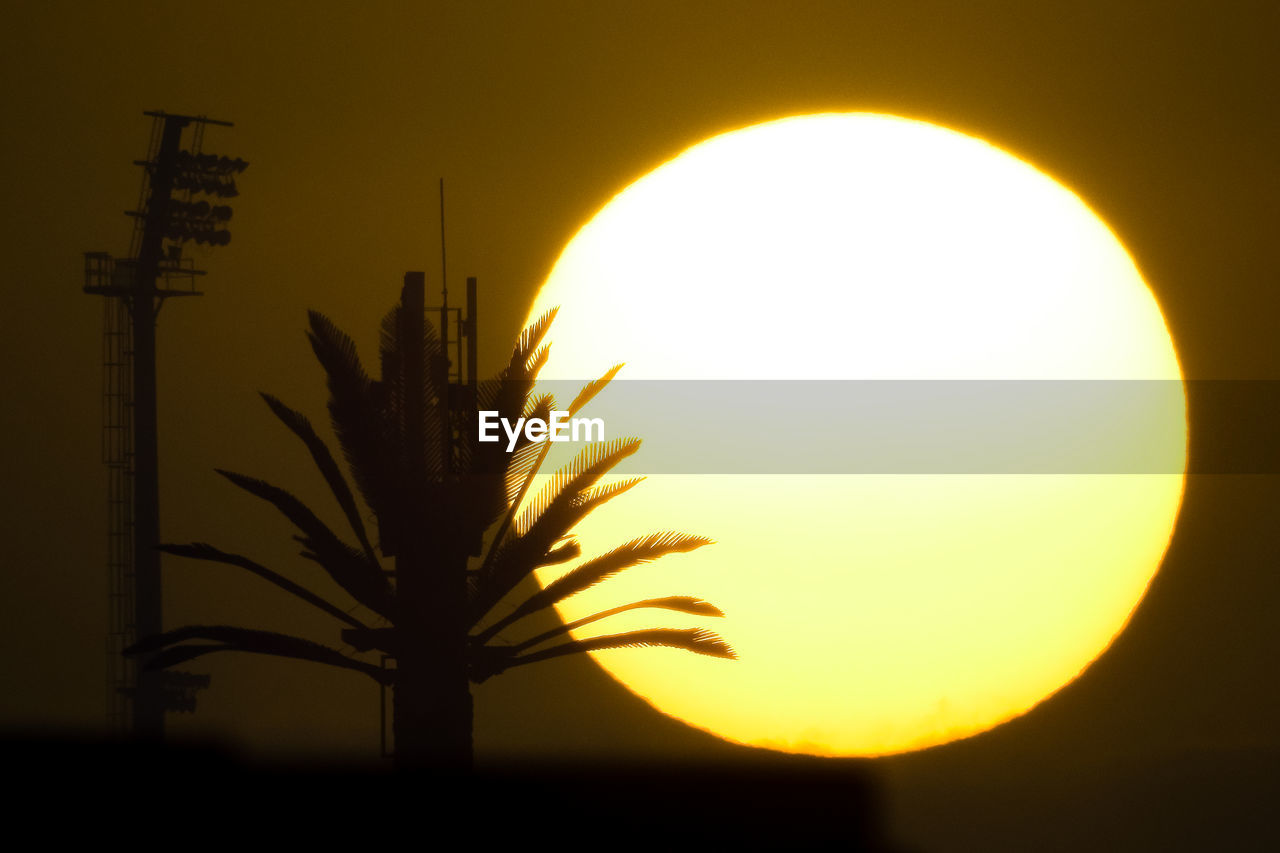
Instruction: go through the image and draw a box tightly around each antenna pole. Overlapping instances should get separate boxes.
[439,178,448,306]
[439,177,450,381]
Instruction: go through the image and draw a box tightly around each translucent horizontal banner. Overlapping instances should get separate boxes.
[500,380,1279,474]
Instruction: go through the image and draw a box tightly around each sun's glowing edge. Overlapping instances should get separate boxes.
[520,112,1188,757]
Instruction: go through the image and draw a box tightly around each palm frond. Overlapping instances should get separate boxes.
[377,304,405,405]
[540,538,580,566]
[294,538,396,620]
[144,643,237,670]
[524,344,551,384]
[542,533,713,603]
[465,308,557,486]
[307,311,398,542]
[571,476,645,517]
[260,393,376,557]
[514,437,642,536]
[486,396,555,517]
[127,625,391,683]
[469,438,642,627]
[510,596,724,653]
[477,361,622,560]
[462,359,556,546]
[503,441,546,508]
[490,363,623,539]
[216,469,393,617]
[481,532,711,640]
[509,308,559,376]
[496,393,555,465]
[483,359,622,549]
[480,628,735,679]
[378,299,449,474]
[567,363,624,415]
[158,542,369,630]
[308,310,370,390]
[376,303,406,471]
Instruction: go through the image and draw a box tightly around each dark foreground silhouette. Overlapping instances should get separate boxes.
[3,735,904,850]
[127,277,733,771]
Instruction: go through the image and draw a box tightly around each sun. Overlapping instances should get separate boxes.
[521,113,1185,756]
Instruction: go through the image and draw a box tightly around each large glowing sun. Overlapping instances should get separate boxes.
[522,113,1185,756]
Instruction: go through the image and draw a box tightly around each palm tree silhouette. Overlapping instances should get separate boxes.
[127,286,733,769]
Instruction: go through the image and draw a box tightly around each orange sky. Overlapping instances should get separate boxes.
[1,2,1277,848]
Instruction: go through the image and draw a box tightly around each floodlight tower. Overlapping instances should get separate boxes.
[83,111,248,738]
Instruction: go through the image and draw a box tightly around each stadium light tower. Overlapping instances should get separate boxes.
[83,111,248,738]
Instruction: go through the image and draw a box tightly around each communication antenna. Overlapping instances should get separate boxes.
[439,177,448,308]
[438,178,450,425]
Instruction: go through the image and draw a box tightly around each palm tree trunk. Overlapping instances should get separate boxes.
[392,541,473,771]
[391,640,472,769]
[391,272,473,771]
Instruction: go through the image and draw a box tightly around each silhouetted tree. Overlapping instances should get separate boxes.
[127,289,733,770]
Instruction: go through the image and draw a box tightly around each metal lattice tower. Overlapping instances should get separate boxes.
[84,111,247,736]
[99,286,135,730]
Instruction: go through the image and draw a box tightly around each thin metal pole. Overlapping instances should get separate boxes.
[466,276,478,392]
[438,178,448,306]
[438,179,451,390]
[130,114,188,738]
